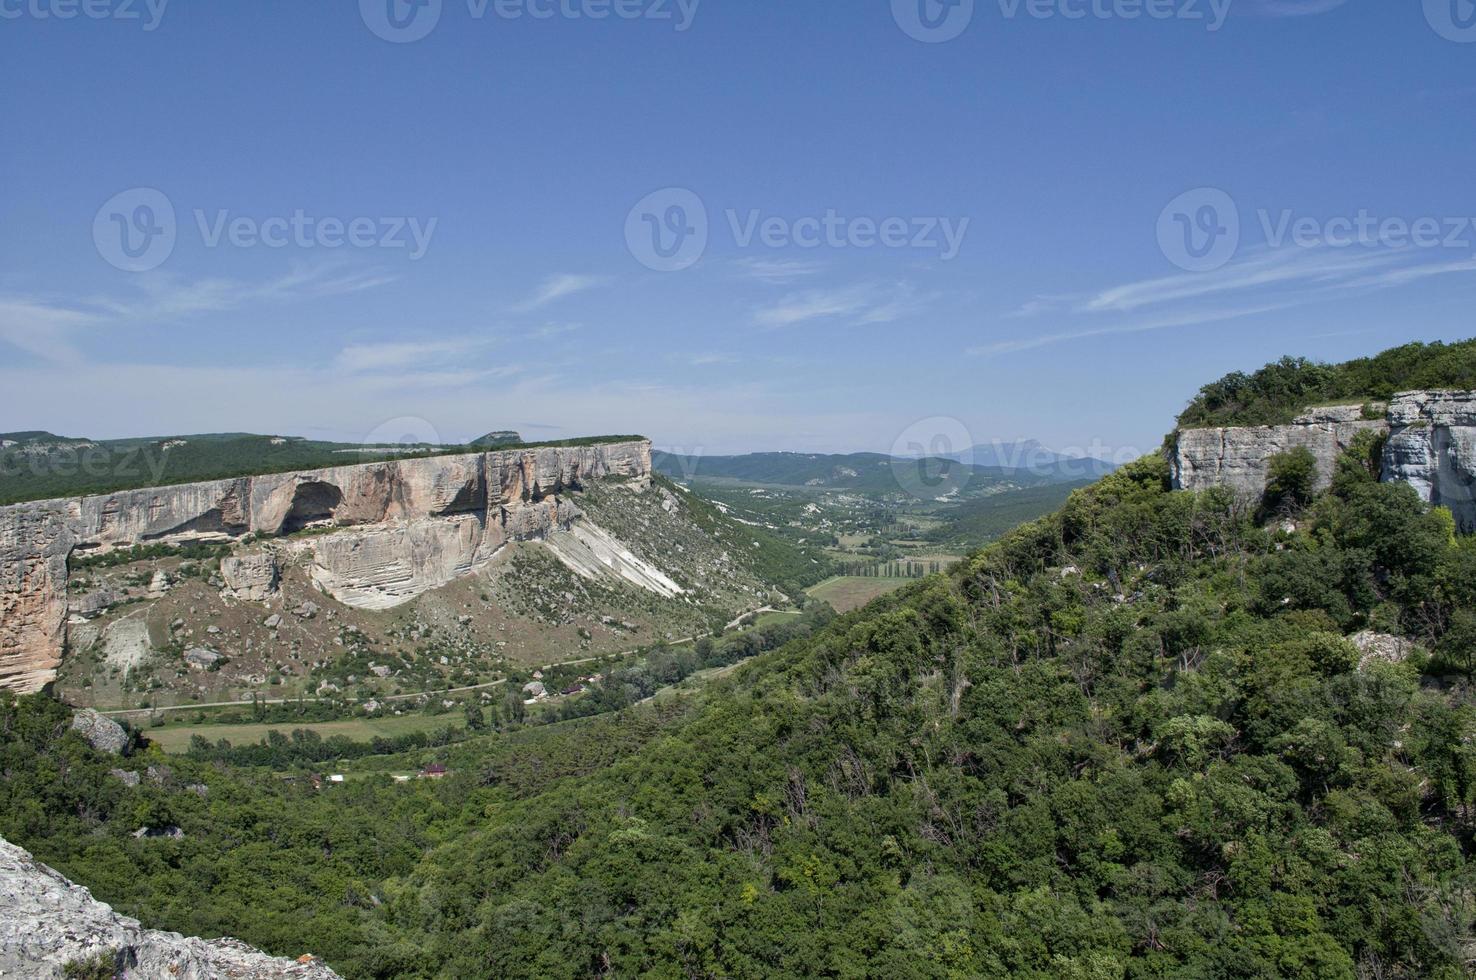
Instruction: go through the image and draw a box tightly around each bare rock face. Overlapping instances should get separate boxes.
[0,440,651,692]
[0,835,340,979]
[1351,630,1417,670]
[70,709,128,755]
[220,551,281,601]
[1174,391,1476,531]
[1172,405,1387,499]
[0,503,77,693]
[1382,391,1476,532]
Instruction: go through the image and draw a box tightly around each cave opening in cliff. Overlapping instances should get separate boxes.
[281,482,345,535]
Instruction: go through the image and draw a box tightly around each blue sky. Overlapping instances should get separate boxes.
[2,0,1474,457]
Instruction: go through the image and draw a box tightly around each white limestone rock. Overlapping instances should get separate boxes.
[70,709,128,755]
[220,551,280,601]
[1383,391,1476,532]
[0,835,340,979]
[1351,630,1418,670]
[0,439,653,692]
[1172,407,1386,499]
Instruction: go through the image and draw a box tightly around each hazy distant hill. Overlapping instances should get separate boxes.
[954,439,1118,479]
[654,448,1108,494]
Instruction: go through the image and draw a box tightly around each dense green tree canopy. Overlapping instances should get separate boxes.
[5,448,1476,978]
[1177,339,1476,428]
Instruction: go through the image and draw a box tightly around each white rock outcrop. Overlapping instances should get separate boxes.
[1172,405,1386,499]
[70,709,128,755]
[1382,391,1476,532]
[1174,391,1476,531]
[0,440,651,692]
[0,835,341,979]
[219,551,280,601]
[545,519,686,599]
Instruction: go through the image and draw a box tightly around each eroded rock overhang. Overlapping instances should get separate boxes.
[0,440,651,693]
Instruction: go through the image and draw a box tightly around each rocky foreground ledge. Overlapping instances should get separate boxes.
[0,836,340,979]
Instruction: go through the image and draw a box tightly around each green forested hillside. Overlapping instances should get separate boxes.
[653,450,1091,492]
[5,442,1476,977]
[1178,338,1476,428]
[924,480,1092,549]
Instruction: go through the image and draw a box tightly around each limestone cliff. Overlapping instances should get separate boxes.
[1383,391,1476,532]
[0,835,340,979]
[1172,392,1476,529]
[0,440,651,693]
[1171,405,1386,498]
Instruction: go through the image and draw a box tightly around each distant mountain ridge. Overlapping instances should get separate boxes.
[654,446,1113,492]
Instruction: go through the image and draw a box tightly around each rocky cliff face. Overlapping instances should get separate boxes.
[0,441,650,693]
[1171,405,1387,499]
[1383,391,1476,532]
[0,835,340,979]
[1173,392,1476,530]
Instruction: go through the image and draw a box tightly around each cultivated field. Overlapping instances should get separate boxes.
[806,576,915,613]
[147,712,465,753]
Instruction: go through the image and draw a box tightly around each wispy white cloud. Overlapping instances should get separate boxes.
[335,338,487,374]
[685,352,738,366]
[856,283,934,325]
[1079,246,1400,315]
[733,258,825,285]
[754,282,932,328]
[983,244,1476,358]
[0,298,102,364]
[88,264,395,321]
[0,263,399,366]
[511,274,612,312]
[970,302,1301,357]
[525,322,580,340]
